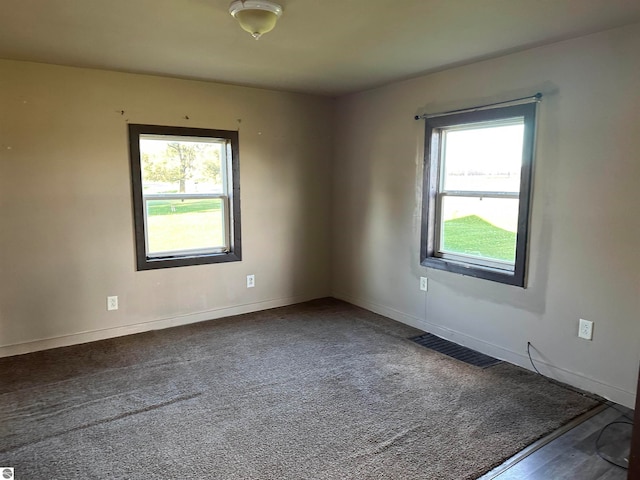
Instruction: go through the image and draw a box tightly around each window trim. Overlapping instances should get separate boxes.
[129,124,242,271]
[420,102,537,287]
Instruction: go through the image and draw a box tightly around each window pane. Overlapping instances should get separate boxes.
[442,122,524,193]
[440,196,519,264]
[140,136,224,194]
[146,198,225,254]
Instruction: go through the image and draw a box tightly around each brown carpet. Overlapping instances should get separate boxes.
[0,298,599,479]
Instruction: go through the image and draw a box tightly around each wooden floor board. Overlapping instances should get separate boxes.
[478,405,631,480]
[596,468,631,480]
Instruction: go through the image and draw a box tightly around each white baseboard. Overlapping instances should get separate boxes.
[0,294,320,359]
[4,291,635,408]
[334,291,636,409]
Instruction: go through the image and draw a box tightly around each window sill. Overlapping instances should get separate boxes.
[138,251,242,271]
[421,256,524,287]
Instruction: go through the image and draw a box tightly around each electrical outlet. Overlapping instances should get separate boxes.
[107,296,118,311]
[419,277,428,291]
[578,318,593,340]
[246,274,255,288]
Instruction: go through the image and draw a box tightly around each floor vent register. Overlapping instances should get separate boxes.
[410,332,502,368]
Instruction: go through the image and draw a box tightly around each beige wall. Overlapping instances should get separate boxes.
[0,61,334,355]
[332,23,640,407]
[2,23,639,408]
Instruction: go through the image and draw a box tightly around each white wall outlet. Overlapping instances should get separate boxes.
[419,277,428,292]
[246,274,255,288]
[107,296,118,311]
[578,318,593,340]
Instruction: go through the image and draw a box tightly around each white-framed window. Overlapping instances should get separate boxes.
[129,124,241,270]
[420,102,538,286]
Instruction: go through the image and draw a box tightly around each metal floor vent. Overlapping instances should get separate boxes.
[410,332,502,368]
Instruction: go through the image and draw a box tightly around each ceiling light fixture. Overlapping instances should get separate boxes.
[229,0,283,40]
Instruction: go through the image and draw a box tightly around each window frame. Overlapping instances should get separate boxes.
[420,102,537,287]
[129,124,242,271]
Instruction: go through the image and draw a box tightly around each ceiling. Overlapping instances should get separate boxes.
[1,0,640,97]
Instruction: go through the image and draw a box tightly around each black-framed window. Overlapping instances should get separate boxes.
[420,102,537,286]
[129,124,241,270]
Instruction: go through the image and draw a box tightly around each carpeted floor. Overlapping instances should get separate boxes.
[0,298,599,479]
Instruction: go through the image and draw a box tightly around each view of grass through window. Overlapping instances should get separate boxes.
[438,122,523,265]
[140,136,227,255]
[442,215,516,262]
[130,124,240,270]
[421,102,536,285]
[146,199,224,253]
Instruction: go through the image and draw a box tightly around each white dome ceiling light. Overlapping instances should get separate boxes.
[229,1,283,40]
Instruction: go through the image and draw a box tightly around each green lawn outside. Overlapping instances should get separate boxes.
[146,199,224,253]
[443,215,516,262]
[146,202,514,262]
[147,199,222,216]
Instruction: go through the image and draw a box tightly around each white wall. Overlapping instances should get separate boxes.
[332,23,640,408]
[0,60,334,356]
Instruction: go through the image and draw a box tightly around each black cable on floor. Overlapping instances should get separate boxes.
[595,420,633,470]
[527,341,635,470]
